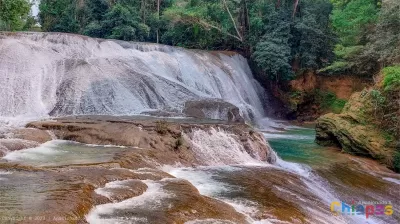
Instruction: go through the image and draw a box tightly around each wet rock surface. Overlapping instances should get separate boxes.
[0,139,40,157]
[0,115,274,223]
[183,99,245,123]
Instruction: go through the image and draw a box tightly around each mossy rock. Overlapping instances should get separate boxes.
[316,113,396,170]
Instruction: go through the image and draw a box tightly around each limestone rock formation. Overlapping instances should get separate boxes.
[316,83,398,170]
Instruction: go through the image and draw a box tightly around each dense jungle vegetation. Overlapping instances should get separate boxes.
[0,0,398,83]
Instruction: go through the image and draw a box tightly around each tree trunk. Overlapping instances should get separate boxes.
[222,0,243,42]
[292,0,300,18]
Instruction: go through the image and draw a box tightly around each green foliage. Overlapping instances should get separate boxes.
[370,89,386,119]
[316,90,346,113]
[333,45,364,60]
[101,3,149,41]
[382,65,400,91]
[324,0,399,76]
[40,0,171,42]
[319,61,350,74]
[252,9,292,81]
[0,0,31,31]
[252,0,335,82]
[370,89,385,105]
[331,0,378,46]
[322,0,380,75]
[331,99,347,114]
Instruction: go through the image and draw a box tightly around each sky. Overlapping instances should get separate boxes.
[31,1,39,17]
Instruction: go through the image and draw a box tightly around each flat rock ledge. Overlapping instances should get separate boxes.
[25,115,275,165]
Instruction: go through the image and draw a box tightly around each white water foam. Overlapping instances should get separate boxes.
[185,128,264,166]
[86,179,171,224]
[2,140,69,161]
[167,167,233,196]
[382,177,400,185]
[0,171,13,181]
[95,179,137,200]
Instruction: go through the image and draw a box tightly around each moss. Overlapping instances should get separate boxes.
[382,132,394,147]
[331,99,347,114]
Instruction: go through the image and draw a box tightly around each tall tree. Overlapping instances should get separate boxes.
[0,0,31,31]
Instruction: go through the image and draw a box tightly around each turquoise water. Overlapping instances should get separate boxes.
[265,127,340,166]
[265,126,400,223]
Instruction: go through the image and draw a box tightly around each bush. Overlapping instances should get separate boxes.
[316,90,347,113]
[383,65,400,91]
[331,99,347,114]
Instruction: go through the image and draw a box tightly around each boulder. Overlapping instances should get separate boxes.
[316,113,395,163]
[183,99,244,123]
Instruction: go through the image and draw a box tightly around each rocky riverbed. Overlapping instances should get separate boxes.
[0,116,274,223]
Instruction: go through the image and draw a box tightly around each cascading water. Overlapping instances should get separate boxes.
[0,32,266,123]
[1,32,398,224]
[183,128,265,166]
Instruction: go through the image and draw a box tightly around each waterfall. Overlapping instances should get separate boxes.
[0,32,266,123]
[184,128,266,166]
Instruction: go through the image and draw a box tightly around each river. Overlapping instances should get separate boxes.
[0,32,399,223]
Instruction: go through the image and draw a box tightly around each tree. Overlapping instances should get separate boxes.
[39,0,75,32]
[321,0,380,75]
[101,3,149,41]
[367,0,400,66]
[163,0,246,43]
[252,8,292,81]
[331,0,378,46]
[0,0,31,31]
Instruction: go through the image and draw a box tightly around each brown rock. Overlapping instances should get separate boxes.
[11,128,53,143]
[183,99,245,123]
[0,138,39,152]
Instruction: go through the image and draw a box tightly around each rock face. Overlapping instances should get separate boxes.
[273,70,371,120]
[183,99,245,123]
[316,113,394,158]
[316,89,397,170]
